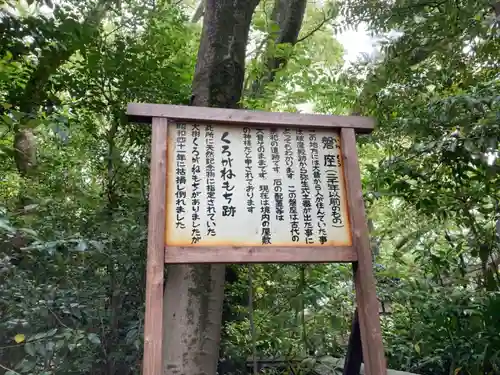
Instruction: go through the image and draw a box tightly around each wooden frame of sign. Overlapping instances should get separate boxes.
[127,103,386,375]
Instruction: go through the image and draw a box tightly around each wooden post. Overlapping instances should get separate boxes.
[343,307,363,375]
[143,117,168,375]
[341,128,386,375]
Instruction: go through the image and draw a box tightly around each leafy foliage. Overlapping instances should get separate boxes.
[1,1,195,373]
[330,0,500,373]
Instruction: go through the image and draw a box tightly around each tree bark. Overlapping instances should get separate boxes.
[250,0,307,98]
[162,1,260,374]
[191,0,205,23]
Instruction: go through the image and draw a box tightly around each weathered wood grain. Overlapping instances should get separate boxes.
[143,117,167,375]
[341,128,386,375]
[164,246,357,264]
[127,103,375,133]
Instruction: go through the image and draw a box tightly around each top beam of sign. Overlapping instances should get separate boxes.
[126,103,375,134]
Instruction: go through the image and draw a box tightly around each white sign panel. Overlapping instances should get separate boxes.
[165,124,351,247]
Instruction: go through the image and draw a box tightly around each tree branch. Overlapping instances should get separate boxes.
[250,0,307,98]
[0,362,21,374]
[15,0,117,114]
[296,15,335,44]
[48,306,70,328]
[191,0,205,22]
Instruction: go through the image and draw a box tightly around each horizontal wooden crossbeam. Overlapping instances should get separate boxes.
[164,246,357,264]
[126,103,375,134]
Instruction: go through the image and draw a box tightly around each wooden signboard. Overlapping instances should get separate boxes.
[127,103,386,375]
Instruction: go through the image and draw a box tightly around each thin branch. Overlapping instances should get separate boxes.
[0,363,21,374]
[0,335,60,349]
[296,16,336,44]
[0,342,24,349]
[246,37,267,58]
[191,0,204,23]
[392,0,447,15]
[48,307,69,328]
[102,24,126,39]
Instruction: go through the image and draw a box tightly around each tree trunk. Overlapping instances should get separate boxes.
[162,1,260,374]
[250,0,307,97]
[11,0,115,178]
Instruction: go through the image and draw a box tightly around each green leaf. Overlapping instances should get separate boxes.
[46,328,57,337]
[55,339,65,350]
[46,340,55,352]
[87,333,101,345]
[269,21,281,33]
[28,332,47,341]
[25,342,36,356]
[19,227,38,238]
[76,240,88,251]
[0,218,15,233]
[14,333,25,343]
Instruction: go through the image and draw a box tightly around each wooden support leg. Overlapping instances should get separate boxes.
[343,306,363,375]
[341,128,386,375]
[143,117,168,375]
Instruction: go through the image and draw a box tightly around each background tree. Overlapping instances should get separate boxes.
[1,1,195,373]
[162,1,260,374]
